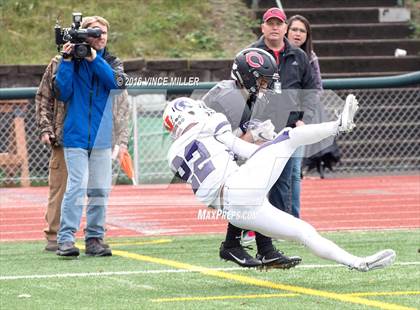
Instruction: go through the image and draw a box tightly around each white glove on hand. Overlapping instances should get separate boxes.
[249,119,276,142]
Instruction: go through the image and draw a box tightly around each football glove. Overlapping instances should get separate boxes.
[248,119,276,142]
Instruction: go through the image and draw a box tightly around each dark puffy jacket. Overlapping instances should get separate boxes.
[250,37,318,128]
[54,49,127,149]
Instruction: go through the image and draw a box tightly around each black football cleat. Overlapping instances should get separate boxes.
[219,242,262,268]
[256,248,301,270]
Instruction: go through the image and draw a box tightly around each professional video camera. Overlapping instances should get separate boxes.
[55,13,102,59]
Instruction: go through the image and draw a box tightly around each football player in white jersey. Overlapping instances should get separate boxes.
[164,96,396,272]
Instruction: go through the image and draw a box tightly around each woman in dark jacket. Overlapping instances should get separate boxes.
[287,15,322,90]
[287,15,340,185]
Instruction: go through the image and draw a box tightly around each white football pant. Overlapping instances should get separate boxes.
[223,121,359,268]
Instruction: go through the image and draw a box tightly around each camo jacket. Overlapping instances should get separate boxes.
[35,55,130,147]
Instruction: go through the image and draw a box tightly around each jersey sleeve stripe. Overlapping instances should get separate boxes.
[250,130,290,158]
[214,121,230,135]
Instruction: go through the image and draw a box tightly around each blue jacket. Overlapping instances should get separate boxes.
[54,49,126,149]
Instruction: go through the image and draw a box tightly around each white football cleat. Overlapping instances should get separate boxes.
[353,249,396,272]
[338,94,359,133]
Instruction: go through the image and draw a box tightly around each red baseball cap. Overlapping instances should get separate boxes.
[263,7,287,23]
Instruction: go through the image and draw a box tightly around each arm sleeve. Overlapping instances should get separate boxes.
[112,89,131,146]
[310,52,323,91]
[203,97,237,126]
[216,131,259,159]
[35,59,55,136]
[90,56,119,90]
[300,54,319,124]
[54,60,74,102]
[92,55,128,90]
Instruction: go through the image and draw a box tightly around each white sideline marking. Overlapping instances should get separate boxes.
[1,262,419,281]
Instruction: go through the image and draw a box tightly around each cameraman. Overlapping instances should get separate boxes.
[35,57,129,252]
[53,16,127,257]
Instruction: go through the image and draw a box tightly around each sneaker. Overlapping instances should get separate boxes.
[85,238,112,257]
[56,242,80,257]
[338,94,359,133]
[44,240,58,252]
[241,230,256,246]
[256,248,302,269]
[219,242,262,268]
[352,249,396,272]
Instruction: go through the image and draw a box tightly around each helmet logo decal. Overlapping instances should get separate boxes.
[245,52,264,68]
[174,99,193,111]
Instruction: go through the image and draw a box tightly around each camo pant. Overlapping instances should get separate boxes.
[44,146,67,241]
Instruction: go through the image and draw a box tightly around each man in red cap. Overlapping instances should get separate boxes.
[218,7,319,269]
[260,7,290,63]
[261,7,288,51]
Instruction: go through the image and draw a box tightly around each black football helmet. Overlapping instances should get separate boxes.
[231,48,280,95]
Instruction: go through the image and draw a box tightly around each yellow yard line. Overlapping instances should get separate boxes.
[152,291,420,303]
[152,293,299,302]
[345,291,420,297]
[112,249,415,310]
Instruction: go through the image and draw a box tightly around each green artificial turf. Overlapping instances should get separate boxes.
[0,230,419,310]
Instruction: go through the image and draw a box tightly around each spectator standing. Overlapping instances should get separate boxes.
[286,14,323,217]
[250,8,318,218]
[287,14,341,180]
[35,55,67,252]
[287,15,322,90]
[53,16,127,257]
[36,56,130,252]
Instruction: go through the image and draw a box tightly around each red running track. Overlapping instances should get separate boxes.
[0,175,419,241]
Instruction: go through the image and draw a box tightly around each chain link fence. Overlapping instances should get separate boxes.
[0,100,48,186]
[328,88,420,174]
[0,86,419,186]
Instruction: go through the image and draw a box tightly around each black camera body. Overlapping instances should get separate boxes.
[55,13,102,59]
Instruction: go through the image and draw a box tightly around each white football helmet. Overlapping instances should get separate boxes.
[163,97,215,139]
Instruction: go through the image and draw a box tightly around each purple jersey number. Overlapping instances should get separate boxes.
[172,140,215,193]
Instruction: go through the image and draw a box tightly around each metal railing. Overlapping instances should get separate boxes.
[2,71,420,99]
[0,71,419,185]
